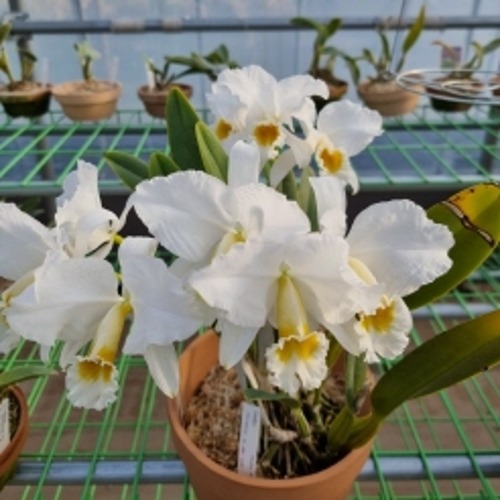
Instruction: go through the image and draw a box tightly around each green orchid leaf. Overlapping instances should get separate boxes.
[166,88,204,171]
[290,17,323,34]
[194,121,228,181]
[149,151,180,178]
[324,18,342,39]
[374,310,500,415]
[378,31,391,67]
[104,151,150,190]
[245,388,300,409]
[0,365,54,390]
[396,6,426,73]
[405,183,499,310]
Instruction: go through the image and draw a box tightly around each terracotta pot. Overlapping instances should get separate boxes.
[52,80,121,121]
[0,83,51,119]
[167,331,373,500]
[137,83,193,119]
[0,386,29,485]
[357,79,421,117]
[491,75,500,98]
[427,77,483,113]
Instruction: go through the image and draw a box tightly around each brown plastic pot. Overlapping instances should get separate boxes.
[357,79,422,117]
[52,80,121,121]
[0,386,29,485]
[0,83,51,119]
[167,331,373,500]
[137,83,193,119]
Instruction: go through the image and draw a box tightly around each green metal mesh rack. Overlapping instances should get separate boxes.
[0,104,499,500]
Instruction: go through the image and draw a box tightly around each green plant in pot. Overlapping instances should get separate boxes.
[291,16,356,110]
[138,44,239,119]
[427,37,500,112]
[0,21,51,119]
[52,40,121,121]
[355,5,426,116]
[0,64,499,500]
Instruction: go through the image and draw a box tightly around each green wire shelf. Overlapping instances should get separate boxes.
[0,104,499,499]
[0,105,498,198]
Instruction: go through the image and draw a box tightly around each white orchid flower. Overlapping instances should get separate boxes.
[190,233,377,368]
[207,65,328,160]
[271,100,383,192]
[311,176,454,362]
[131,143,310,264]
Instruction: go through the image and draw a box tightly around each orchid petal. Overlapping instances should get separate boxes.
[309,176,347,237]
[0,203,55,280]
[144,343,179,397]
[65,357,119,410]
[7,254,121,346]
[317,100,383,156]
[218,318,259,368]
[270,148,297,188]
[347,200,454,297]
[118,236,158,258]
[228,140,261,188]
[190,241,282,328]
[132,172,232,262]
[121,255,205,354]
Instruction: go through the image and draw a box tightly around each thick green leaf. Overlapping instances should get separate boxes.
[0,365,54,389]
[148,151,180,178]
[325,18,342,39]
[195,122,228,181]
[374,310,500,415]
[405,183,499,310]
[0,22,12,45]
[104,151,150,190]
[166,88,204,171]
[245,388,300,409]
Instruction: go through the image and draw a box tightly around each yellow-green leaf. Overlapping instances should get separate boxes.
[104,151,150,190]
[195,122,228,181]
[166,88,204,171]
[148,151,180,178]
[405,183,499,310]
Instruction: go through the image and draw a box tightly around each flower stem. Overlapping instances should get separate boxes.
[291,406,311,438]
[345,353,367,412]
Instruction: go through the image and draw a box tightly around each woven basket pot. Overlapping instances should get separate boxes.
[167,331,373,500]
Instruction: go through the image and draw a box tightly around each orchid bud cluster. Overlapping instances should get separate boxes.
[0,65,454,411]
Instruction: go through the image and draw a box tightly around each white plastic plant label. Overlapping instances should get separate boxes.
[237,402,261,476]
[0,397,10,453]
